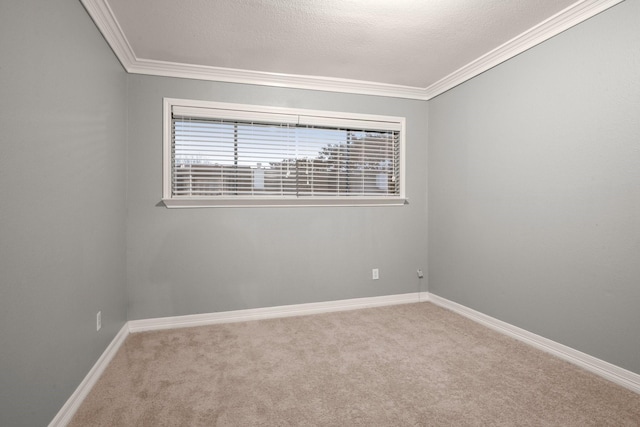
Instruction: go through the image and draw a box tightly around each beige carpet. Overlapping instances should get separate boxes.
[69,303,640,426]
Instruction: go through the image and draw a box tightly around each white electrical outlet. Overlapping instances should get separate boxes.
[372,268,379,280]
[96,311,102,331]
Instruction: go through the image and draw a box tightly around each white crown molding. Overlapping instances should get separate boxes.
[423,0,625,99]
[427,293,640,395]
[128,58,430,100]
[82,0,623,100]
[48,323,129,427]
[80,0,136,68]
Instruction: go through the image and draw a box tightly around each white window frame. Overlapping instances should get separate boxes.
[162,98,406,208]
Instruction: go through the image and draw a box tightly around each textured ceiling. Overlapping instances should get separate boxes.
[85,0,622,98]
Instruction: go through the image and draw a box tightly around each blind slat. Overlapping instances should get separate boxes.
[170,107,401,199]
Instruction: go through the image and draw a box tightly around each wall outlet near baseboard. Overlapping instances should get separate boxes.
[372,268,379,280]
[97,311,102,331]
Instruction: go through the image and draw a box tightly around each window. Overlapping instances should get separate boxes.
[163,98,406,207]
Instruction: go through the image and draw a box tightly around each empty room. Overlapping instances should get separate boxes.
[1,0,639,425]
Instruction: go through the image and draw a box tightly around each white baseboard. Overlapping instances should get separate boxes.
[128,292,423,333]
[49,323,130,427]
[51,291,639,425]
[426,293,640,394]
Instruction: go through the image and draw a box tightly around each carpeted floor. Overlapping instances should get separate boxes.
[69,302,640,426]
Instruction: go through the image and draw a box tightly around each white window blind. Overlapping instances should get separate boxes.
[163,99,405,207]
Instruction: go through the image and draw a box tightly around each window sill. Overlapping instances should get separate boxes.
[161,197,408,208]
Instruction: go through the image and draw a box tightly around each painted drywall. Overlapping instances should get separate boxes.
[0,1,128,425]
[428,0,639,374]
[126,75,428,320]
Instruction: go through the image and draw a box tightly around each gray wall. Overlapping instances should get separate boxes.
[3,0,637,424]
[0,1,128,425]
[126,75,428,320]
[428,0,640,374]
